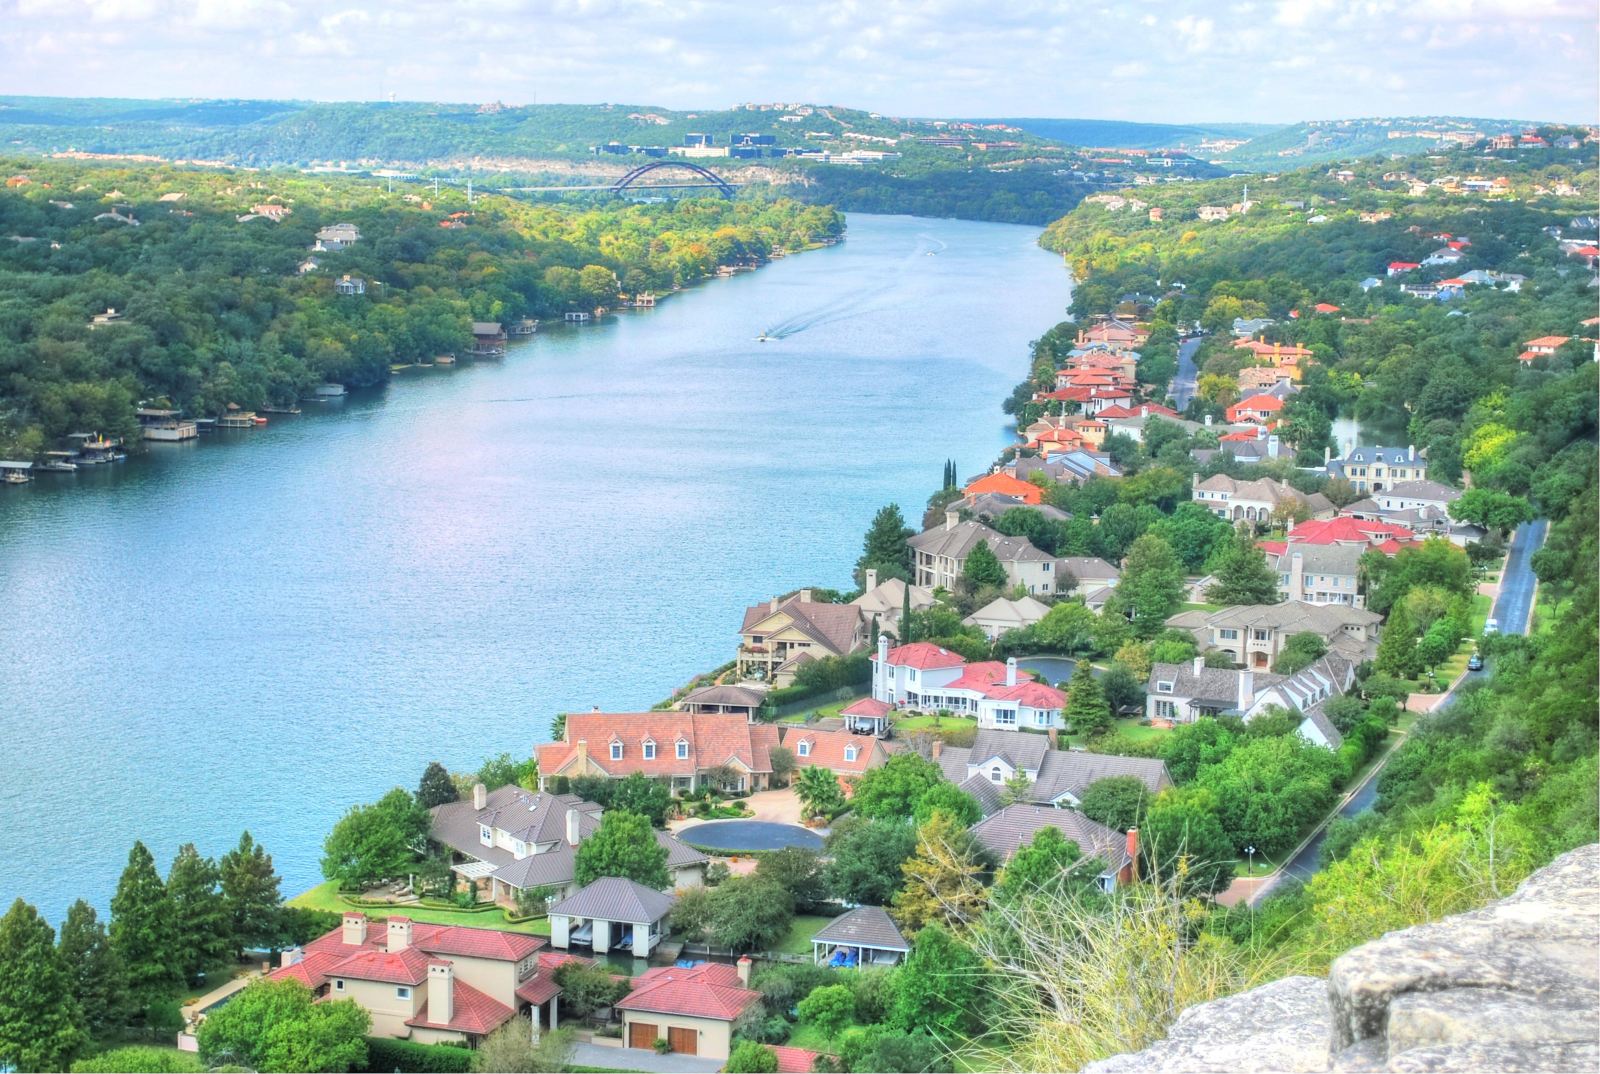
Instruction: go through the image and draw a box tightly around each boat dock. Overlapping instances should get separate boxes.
[1,460,33,485]
[135,407,200,441]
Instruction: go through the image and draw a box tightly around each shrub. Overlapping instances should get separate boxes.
[358,1037,472,1073]
[726,1040,780,1073]
[553,961,629,1018]
[71,1047,204,1073]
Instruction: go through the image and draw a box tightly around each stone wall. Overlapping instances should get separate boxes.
[1085,844,1599,1073]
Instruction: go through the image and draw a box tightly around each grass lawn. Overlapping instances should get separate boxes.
[771,914,833,956]
[892,713,977,732]
[289,881,551,936]
[784,1022,837,1052]
[1428,591,1496,686]
[1178,602,1223,613]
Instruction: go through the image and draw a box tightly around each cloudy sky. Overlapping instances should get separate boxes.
[1,0,1595,123]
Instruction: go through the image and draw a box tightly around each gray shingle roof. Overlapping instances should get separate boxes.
[968,728,1051,773]
[1148,662,1247,709]
[549,876,677,923]
[909,520,1053,564]
[969,804,1131,871]
[1032,750,1173,804]
[958,772,1005,817]
[1272,543,1367,575]
[811,906,910,952]
[1192,601,1380,634]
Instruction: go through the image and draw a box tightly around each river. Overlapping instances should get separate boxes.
[0,213,1071,922]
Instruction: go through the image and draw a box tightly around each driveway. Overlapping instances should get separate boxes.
[1171,336,1203,410]
[568,1042,723,1073]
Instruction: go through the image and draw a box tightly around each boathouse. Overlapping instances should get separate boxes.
[469,322,507,357]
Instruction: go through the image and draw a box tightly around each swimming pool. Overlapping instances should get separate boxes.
[677,820,824,852]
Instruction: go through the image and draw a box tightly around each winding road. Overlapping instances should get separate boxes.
[1244,519,1548,901]
[1170,335,1203,410]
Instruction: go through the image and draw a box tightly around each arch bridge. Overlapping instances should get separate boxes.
[611,160,735,197]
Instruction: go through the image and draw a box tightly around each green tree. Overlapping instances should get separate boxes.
[851,752,945,820]
[1031,601,1100,654]
[574,810,669,889]
[416,761,459,809]
[912,782,983,827]
[992,825,1099,905]
[70,1046,203,1073]
[219,831,282,957]
[0,899,86,1073]
[1064,660,1113,738]
[726,1040,780,1073]
[477,752,536,791]
[857,504,914,585]
[1375,599,1421,679]
[552,962,629,1018]
[1100,664,1146,715]
[1149,502,1231,571]
[769,745,797,787]
[609,772,673,827]
[754,848,830,913]
[1108,534,1186,637]
[887,922,984,1037]
[109,841,179,1005]
[1079,775,1150,832]
[166,844,229,985]
[1205,525,1281,605]
[1449,487,1533,538]
[320,788,431,888]
[795,765,847,821]
[708,877,794,951]
[1197,735,1340,856]
[1140,786,1236,896]
[196,978,369,1073]
[893,811,989,935]
[798,983,857,1039]
[825,818,918,906]
[961,539,1008,591]
[1272,631,1328,674]
[473,1018,574,1073]
[57,900,127,1035]
[1417,620,1456,673]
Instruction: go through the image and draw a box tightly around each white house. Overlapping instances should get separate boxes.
[1145,655,1353,748]
[870,638,1067,730]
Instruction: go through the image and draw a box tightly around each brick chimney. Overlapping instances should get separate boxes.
[799,589,812,603]
[387,917,413,952]
[472,782,486,810]
[1046,727,1058,749]
[736,956,752,985]
[566,807,582,846]
[427,960,453,1024]
[1126,826,1139,865]
[576,740,588,770]
[341,913,367,947]
[931,738,943,761]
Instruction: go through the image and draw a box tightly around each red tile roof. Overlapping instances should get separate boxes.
[780,726,884,774]
[772,1046,822,1073]
[840,698,892,717]
[1313,303,1341,314]
[986,681,1068,708]
[1287,516,1416,546]
[267,916,547,991]
[1524,335,1571,348]
[405,977,514,1036]
[617,963,761,1021]
[965,472,1042,504]
[878,642,966,670]
[538,713,778,779]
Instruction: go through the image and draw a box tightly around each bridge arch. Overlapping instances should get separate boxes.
[611,160,735,197]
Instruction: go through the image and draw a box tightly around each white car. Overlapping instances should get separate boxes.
[1483,618,1500,635]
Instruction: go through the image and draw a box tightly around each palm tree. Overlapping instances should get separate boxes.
[795,766,845,821]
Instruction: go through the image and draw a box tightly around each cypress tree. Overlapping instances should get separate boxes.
[1376,600,1421,678]
[1205,526,1281,605]
[167,844,229,985]
[1064,661,1113,738]
[219,831,282,957]
[901,582,915,642]
[416,761,458,809]
[110,841,179,1005]
[0,898,86,1071]
[57,899,128,1035]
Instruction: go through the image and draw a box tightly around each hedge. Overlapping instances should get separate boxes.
[357,1036,473,1073]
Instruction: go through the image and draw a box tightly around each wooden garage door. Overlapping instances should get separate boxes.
[668,1026,697,1055]
[628,1022,657,1050]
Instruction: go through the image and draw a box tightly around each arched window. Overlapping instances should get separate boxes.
[676,739,689,759]
[844,745,858,762]
[642,739,656,760]
[990,766,1002,783]
[609,741,623,761]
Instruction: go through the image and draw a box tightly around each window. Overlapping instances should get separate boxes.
[751,635,764,645]
[1252,629,1269,641]
[1156,681,1173,694]
[844,745,858,762]
[334,979,345,992]
[396,986,410,999]
[798,740,811,757]
[990,766,1003,783]
[610,741,623,761]
[479,825,492,846]
[994,708,1017,726]
[675,739,689,759]
[1220,628,1239,640]
[642,739,656,760]
[1154,700,1176,718]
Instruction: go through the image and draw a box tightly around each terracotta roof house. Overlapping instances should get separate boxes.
[963,595,1052,641]
[935,728,1172,814]
[675,683,767,721]
[870,638,1066,730]
[430,784,707,905]
[1522,335,1570,355]
[1164,601,1381,668]
[780,724,892,777]
[772,1046,824,1073]
[964,471,1043,504]
[1225,393,1286,425]
[812,906,910,968]
[909,511,1061,596]
[1285,515,1418,548]
[270,913,567,1044]
[737,590,866,686]
[1146,654,1353,748]
[616,960,761,1059]
[970,805,1135,892]
[537,712,779,796]
[1324,444,1428,494]
[849,568,936,642]
[1192,473,1334,525]
[548,877,677,958]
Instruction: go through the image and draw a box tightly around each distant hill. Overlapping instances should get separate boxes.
[995,117,1275,150]
[1212,116,1540,170]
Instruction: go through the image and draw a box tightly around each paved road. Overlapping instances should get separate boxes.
[1171,336,1203,410]
[1251,519,1549,899]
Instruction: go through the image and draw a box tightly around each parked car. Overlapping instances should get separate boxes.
[1467,652,1484,671]
[1483,618,1500,635]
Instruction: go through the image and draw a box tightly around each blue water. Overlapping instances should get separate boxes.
[676,821,825,852]
[0,213,1070,923]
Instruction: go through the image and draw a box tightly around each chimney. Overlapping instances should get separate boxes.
[1237,670,1255,711]
[1140,405,1149,418]
[1192,655,1205,676]
[799,589,812,603]
[1324,444,1333,465]
[865,568,878,591]
[472,782,486,810]
[1204,414,1213,427]
[387,917,413,952]
[931,738,943,761]
[1408,443,1416,460]
[576,740,588,770]
[1255,425,1266,440]
[1190,470,1199,491]
[1267,435,1280,457]
[566,807,581,846]
[945,508,960,531]
[280,946,304,968]
[769,597,779,613]
[1290,551,1304,599]
[341,913,367,947]
[591,704,600,713]
[1006,657,1017,687]
[1125,827,1139,865]
[1046,727,1058,749]
[736,955,753,986]
[428,961,454,1024]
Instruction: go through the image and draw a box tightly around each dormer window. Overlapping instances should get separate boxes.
[676,739,689,759]
[797,740,811,757]
[844,745,858,762]
[609,741,623,761]
[479,825,493,847]
[643,739,656,760]
[1156,681,1174,694]
[990,766,1003,783]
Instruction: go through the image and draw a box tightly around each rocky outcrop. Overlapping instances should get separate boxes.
[1084,844,1600,1074]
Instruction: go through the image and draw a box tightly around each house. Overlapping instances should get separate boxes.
[270,913,570,1044]
[812,906,910,968]
[1283,514,1418,549]
[1225,393,1285,425]
[849,569,936,640]
[965,471,1043,504]
[616,960,761,1060]
[1191,473,1334,525]
[1422,247,1464,266]
[737,589,865,686]
[1324,444,1428,493]
[1009,452,1121,486]
[909,511,1061,595]
[536,712,779,795]
[1522,336,1571,358]
[1055,556,1122,594]
[1145,655,1353,748]
[934,728,1172,812]
[1341,500,1479,544]
[1164,601,1382,668]
[1197,205,1230,222]
[88,307,123,329]
[314,223,361,251]
[1386,261,1421,276]
[675,683,766,721]
[429,784,708,905]
[468,322,507,358]
[838,697,896,738]
[1367,479,1461,514]
[963,595,1052,641]
[779,725,891,777]
[1271,544,1368,606]
[870,639,1067,730]
[548,877,676,958]
[1238,365,1291,393]
[1232,317,1276,337]
[1230,342,1312,377]
[969,805,1135,893]
[334,275,366,296]
[958,493,1070,525]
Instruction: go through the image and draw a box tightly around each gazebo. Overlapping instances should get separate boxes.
[811,906,910,968]
[549,877,676,958]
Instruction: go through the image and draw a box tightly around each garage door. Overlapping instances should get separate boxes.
[628,1022,657,1050]
[668,1026,697,1055]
